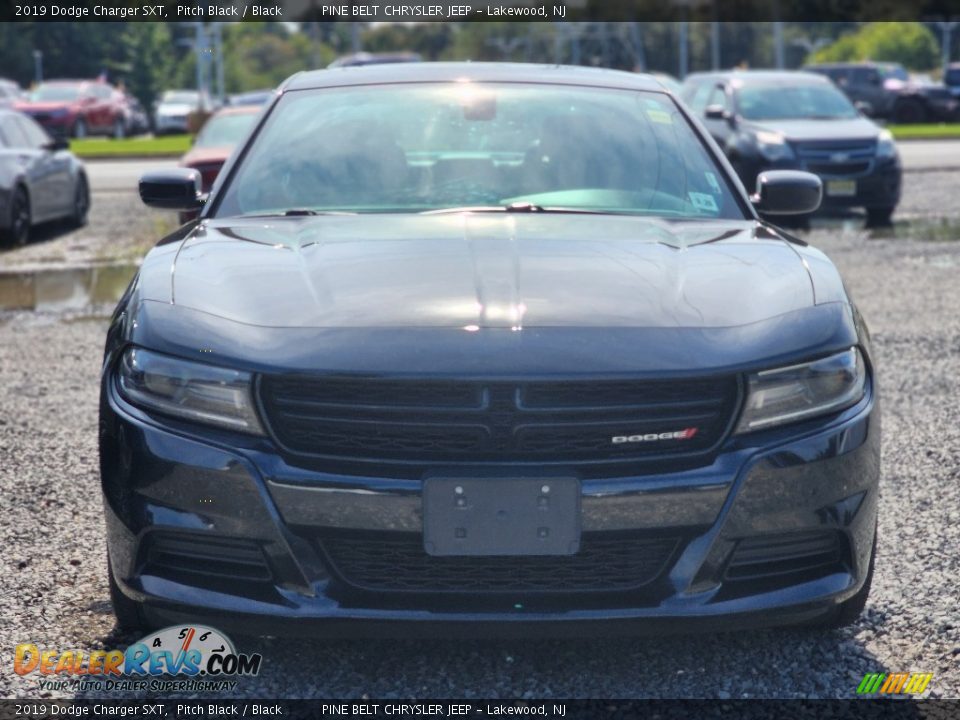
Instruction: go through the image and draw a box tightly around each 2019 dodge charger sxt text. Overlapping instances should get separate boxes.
[101,63,880,636]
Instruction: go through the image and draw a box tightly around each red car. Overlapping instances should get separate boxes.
[180,105,262,191]
[178,105,262,222]
[16,80,129,139]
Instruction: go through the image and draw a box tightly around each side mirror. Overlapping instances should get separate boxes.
[139,168,204,210]
[81,95,97,105]
[751,170,822,215]
[854,100,874,117]
[44,137,69,152]
[704,104,731,121]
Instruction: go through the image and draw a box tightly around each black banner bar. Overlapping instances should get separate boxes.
[3,0,960,23]
[1,700,958,720]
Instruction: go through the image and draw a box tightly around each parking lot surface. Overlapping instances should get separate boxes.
[1,186,959,700]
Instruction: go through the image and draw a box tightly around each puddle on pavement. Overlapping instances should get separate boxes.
[0,263,137,311]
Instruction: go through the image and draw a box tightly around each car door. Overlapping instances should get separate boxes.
[18,114,72,217]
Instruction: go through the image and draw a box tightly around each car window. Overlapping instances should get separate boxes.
[685,81,714,112]
[946,68,960,86]
[29,84,81,102]
[737,83,858,121]
[92,84,113,99]
[16,115,51,148]
[1,115,30,147]
[215,83,746,221]
[706,85,729,111]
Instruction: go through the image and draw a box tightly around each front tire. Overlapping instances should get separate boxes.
[893,98,926,124]
[2,186,31,247]
[112,118,126,140]
[71,174,90,227]
[866,206,895,227]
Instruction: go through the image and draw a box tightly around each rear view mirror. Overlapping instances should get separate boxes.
[751,170,822,215]
[139,168,204,210]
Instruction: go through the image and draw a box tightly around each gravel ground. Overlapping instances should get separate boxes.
[1,182,959,701]
[0,191,175,270]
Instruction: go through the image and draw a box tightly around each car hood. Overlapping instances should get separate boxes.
[162,214,818,330]
[747,118,879,142]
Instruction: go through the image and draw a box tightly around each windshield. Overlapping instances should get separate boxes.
[214,83,744,220]
[162,91,199,105]
[195,112,258,148]
[29,84,80,102]
[880,65,908,81]
[737,83,858,121]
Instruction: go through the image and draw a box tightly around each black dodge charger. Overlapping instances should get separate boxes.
[101,63,880,635]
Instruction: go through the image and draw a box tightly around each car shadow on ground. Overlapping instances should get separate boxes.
[65,605,912,701]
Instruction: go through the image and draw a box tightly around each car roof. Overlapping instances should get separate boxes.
[283,62,666,93]
[684,70,831,85]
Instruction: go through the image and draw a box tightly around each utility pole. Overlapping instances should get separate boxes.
[678,20,688,78]
[773,21,785,69]
[213,23,225,105]
[194,22,206,96]
[934,20,958,79]
[711,21,720,69]
[32,50,43,84]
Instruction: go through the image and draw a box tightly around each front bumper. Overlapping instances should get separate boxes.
[102,376,879,636]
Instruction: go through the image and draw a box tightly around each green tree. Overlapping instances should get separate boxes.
[811,22,939,70]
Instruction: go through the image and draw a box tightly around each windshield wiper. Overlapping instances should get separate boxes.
[240,209,357,218]
[422,203,612,216]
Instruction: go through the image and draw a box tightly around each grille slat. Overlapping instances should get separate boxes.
[259,375,739,468]
[319,533,679,593]
[143,534,273,582]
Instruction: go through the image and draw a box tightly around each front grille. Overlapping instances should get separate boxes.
[258,375,740,470]
[319,533,679,593]
[795,140,876,178]
[725,530,845,582]
[142,532,272,583]
[806,161,870,176]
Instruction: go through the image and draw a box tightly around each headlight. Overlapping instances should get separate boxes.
[117,347,264,435]
[876,129,897,159]
[735,348,867,434]
[755,130,795,162]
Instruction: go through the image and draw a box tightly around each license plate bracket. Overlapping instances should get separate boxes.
[826,179,857,197]
[423,477,581,556]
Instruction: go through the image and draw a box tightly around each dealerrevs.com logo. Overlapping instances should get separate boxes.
[14,625,262,693]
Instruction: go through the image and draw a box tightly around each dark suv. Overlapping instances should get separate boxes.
[806,62,958,124]
[681,70,901,225]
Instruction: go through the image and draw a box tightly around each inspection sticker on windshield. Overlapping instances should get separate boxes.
[705,172,721,194]
[645,109,673,125]
[689,192,719,213]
